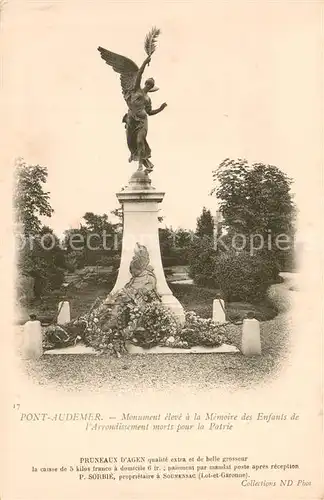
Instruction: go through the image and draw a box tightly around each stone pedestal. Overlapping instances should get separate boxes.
[109,170,185,324]
[57,301,71,325]
[212,298,226,323]
[241,318,261,356]
[21,320,43,359]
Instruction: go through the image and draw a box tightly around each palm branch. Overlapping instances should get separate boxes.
[144,27,161,57]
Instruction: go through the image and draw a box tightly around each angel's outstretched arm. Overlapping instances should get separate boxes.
[145,99,167,116]
[134,55,151,89]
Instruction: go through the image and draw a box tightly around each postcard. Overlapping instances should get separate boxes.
[1,1,323,499]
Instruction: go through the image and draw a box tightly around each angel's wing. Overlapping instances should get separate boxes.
[98,46,139,100]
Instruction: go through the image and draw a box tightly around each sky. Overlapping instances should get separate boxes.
[2,0,323,238]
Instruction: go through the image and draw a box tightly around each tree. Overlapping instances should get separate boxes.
[18,226,66,299]
[174,228,192,248]
[159,227,174,256]
[14,159,67,299]
[188,236,217,287]
[111,207,124,231]
[82,212,119,258]
[83,212,117,234]
[212,158,296,268]
[196,207,214,239]
[14,158,54,236]
[63,213,121,268]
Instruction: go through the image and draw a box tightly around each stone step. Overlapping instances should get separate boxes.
[126,343,239,354]
[43,342,240,355]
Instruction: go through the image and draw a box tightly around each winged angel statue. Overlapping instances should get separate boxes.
[98,28,167,174]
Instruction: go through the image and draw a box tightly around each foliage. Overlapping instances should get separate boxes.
[96,255,121,268]
[138,310,229,349]
[14,159,65,300]
[188,236,217,287]
[82,212,118,234]
[187,158,296,300]
[159,227,192,267]
[168,282,277,321]
[44,288,231,355]
[162,250,189,267]
[72,266,118,289]
[131,301,179,349]
[43,270,234,354]
[75,288,180,355]
[179,311,228,347]
[110,207,124,231]
[18,228,66,298]
[174,228,193,248]
[17,274,35,305]
[211,158,296,267]
[159,227,174,255]
[43,324,83,351]
[64,212,121,268]
[212,251,275,302]
[65,250,86,271]
[196,207,214,239]
[14,158,54,236]
[63,227,87,252]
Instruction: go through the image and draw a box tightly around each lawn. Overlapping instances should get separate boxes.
[28,280,277,325]
[169,283,277,322]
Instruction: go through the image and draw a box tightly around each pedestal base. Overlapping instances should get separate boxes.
[110,171,185,325]
[126,343,240,354]
[160,293,185,325]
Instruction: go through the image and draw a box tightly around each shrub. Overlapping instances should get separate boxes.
[161,248,189,267]
[70,267,118,290]
[29,260,65,298]
[212,251,274,302]
[97,255,120,268]
[65,250,85,271]
[18,231,67,299]
[257,251,281,283]
[17,273,35,305]
[188,236,218,287]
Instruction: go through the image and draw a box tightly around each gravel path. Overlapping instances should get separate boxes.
[21,275,295,394]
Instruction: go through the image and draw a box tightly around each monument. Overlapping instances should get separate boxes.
[42,28,238,356]
[98,28,185,324]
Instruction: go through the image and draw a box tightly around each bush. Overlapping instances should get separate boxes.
[97,255,120,268]
[188,237,218,287]
[212,251,274,302]
[257,251,281,283]
[17,273,35,305]
[18,231,67,299]
[31,264,65,297]
[69,267,118,290]
[161,248,189,267]
[65,250,86,271]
